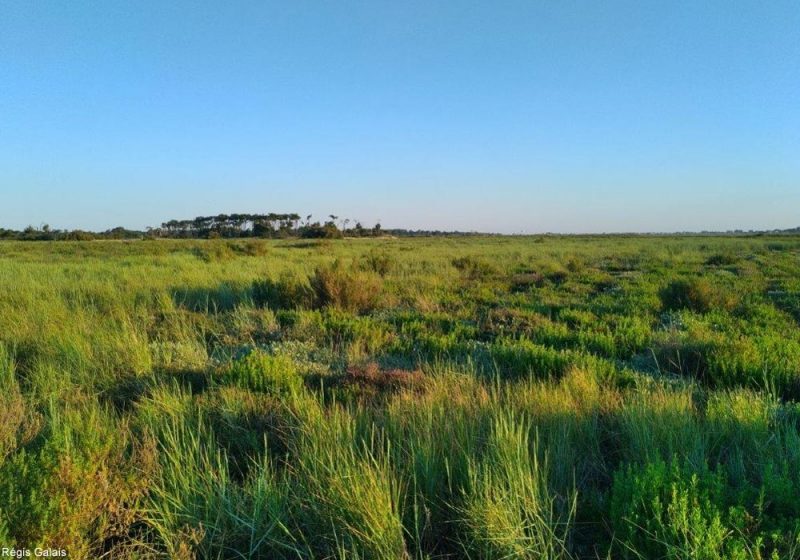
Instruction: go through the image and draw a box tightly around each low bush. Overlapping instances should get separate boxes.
[704,335,800,397]
[610,458,733,559]
[490,339,572,380]
[546,269,569,285]
[509,272,544,293]
[0,401,141,557]
[221,350,303,396]
[609,454,800,560]
[310,260,383,313]
[232,240,270,257]
[326,362,426,402]
[275,310,327,343]
[252,273,315,310]
[660,277,737,313]
[452,256,497,280]
[360,250,396,277]
[651,331,714,379]
[192,241,236,262]
[705,252,738,266]
[321,311,393,356]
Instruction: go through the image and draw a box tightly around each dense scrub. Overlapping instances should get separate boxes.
[1,235,800,558]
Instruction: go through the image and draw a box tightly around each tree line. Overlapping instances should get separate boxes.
[0,213,385,241]
[0,225,141,241]
[155,213,383,239]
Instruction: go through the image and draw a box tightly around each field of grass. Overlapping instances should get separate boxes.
[1,235,800,559]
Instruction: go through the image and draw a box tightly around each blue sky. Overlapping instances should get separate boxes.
[1,1,798,233]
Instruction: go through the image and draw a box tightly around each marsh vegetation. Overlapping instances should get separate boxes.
[1,235,800,558]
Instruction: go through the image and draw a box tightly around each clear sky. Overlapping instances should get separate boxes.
[1,1,798,233]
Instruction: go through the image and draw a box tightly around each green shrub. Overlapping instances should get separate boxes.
[452,256,497,280]
[173,282,250,312]
[310,260,383,313]
[610,315,652,359]
[488,338,622,381]
[221,350,303,395]
[610,458,733,559]
[766,290,800,324]
[509,272,544,293]
[704,335,800,398]
[360,250,396,277]
[660,278,736,313]
[490,339,572,379]
[651,330,714,379]
[705,253,738,266]
[192,241,236,262]
[704,390,775,483]
[0,401,138,557]
[546,269,569,285]
[322,311,392,357]
[232,240,270,257]
[252,272,315,310]
[275,309,327,343]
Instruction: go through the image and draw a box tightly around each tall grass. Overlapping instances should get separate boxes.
[459,412,576,559]
[143,410,294,559]
[292,403,407,559]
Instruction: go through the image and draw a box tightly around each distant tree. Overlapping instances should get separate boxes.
[65,230,95,241]
[300,222,326,239]
[253,219,273,238]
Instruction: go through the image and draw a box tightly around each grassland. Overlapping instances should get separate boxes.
[1,235,800,559]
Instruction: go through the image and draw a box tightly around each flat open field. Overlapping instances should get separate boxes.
[2,235,800,559]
